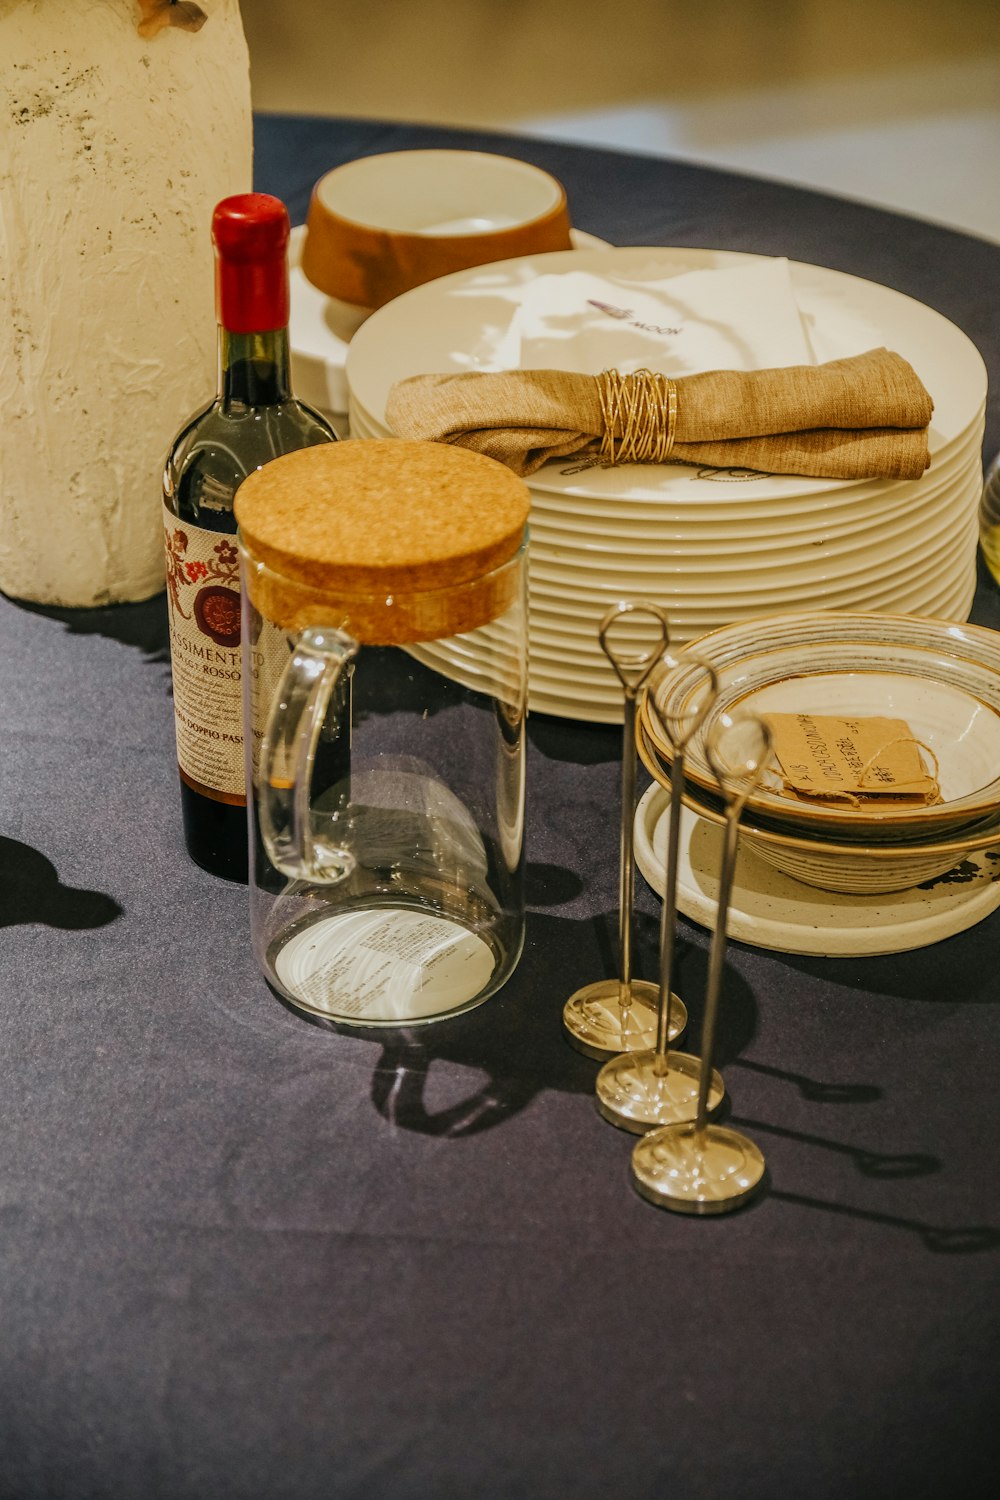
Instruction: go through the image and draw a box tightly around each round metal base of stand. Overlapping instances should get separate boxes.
[562,980,686,1061]
[595,1048,724,1134]
[631,1122,767,1215]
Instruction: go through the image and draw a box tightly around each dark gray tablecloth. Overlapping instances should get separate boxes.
[2,115,998,1500]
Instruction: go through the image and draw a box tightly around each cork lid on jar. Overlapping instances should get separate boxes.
[234,439,530,643]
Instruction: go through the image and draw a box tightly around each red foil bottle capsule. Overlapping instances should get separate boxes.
[213,192,291,334]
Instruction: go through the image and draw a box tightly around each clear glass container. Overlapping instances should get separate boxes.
[980,449,1000,586]
[235,439,529,1028]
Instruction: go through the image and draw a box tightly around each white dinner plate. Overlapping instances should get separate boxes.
[414,549,976,713]
[526,470,975,582]
[525,488,978,605]
[346,245,987,504]
[348,389,984,524]
[345,244,984,724]
[524,440,980,549]
[522,559,976,658]
[523,526,976,636]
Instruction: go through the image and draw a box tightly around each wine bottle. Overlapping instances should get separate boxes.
[163,193,337,882]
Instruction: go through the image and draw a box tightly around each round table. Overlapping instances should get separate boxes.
[1,115,998,1500]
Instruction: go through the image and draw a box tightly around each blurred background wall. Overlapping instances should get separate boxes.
[240,0,1000,241]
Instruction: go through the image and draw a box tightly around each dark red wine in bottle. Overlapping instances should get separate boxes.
[163,193,337,881]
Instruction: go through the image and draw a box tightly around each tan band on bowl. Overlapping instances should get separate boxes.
[302,185,572,309]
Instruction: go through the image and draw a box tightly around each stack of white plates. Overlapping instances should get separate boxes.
[345,247,987,722]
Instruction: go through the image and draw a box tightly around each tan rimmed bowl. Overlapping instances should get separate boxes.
[643,610,1000,844]
[301,149,572,311]
[637,717,1000,895]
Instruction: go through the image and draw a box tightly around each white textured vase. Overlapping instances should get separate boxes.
[0,0,252,606]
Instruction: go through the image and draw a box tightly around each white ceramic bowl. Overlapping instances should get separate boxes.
[301,150,571,310]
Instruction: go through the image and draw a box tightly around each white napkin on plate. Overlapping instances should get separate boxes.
[491,258,816,374]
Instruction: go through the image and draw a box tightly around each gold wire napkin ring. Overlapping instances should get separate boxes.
[597,368,678,465]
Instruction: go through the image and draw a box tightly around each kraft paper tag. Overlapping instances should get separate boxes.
[762,713,941,806]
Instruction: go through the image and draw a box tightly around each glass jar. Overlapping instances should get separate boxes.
[235,438,530,1027]
[980,448,1000,586]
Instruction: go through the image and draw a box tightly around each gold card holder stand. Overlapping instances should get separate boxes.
[596,653,724,1132]
[562,602,688,1060]
[632,711,773,1214]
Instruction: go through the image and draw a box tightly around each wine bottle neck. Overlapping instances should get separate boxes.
[219,327,292,407]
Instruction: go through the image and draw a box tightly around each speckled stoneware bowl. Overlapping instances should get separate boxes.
[637,718,1000,895]
[643,610,1000,844]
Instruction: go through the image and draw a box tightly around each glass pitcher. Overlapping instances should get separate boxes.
[234,438,530,1027]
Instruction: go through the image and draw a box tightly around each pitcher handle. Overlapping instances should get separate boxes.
[258,626,358,880]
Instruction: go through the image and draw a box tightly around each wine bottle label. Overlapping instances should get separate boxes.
[163,506,245,803]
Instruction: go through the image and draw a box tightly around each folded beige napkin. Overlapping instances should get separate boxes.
[385,348,933,480]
